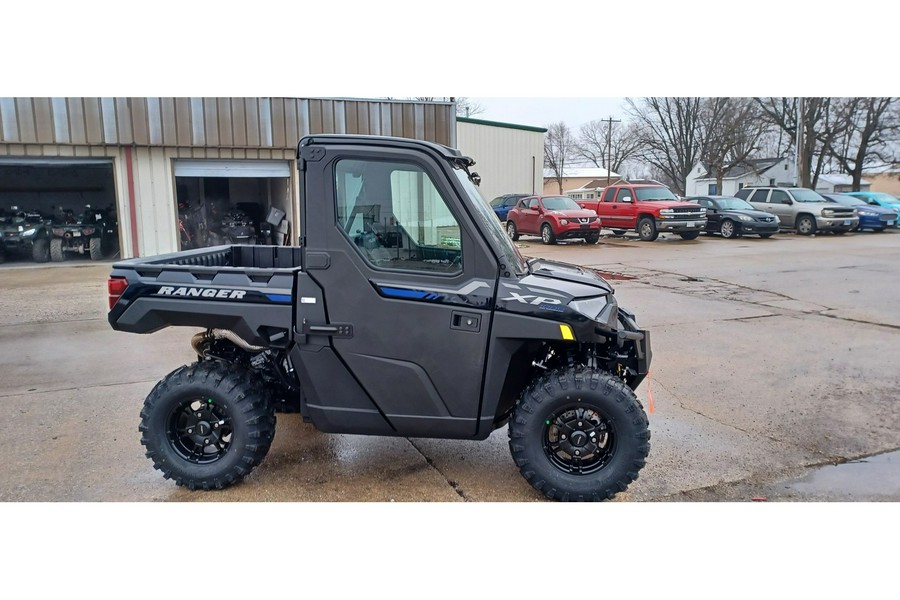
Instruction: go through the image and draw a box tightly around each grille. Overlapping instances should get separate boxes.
[578,217,596,224]
[672,207,702,214]
[762,217,775,222]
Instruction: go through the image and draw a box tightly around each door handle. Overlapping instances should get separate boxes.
[450,311,481,333]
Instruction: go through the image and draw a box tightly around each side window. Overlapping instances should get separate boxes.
[750,189,770,203]
[734,188,750,200]
[527,198,540,209]
[505,197,519,206]
[602,188,616,202]
[770,190,790,204]
[699,199,712,209]
[335,159,462,275]
[615,188,633,203]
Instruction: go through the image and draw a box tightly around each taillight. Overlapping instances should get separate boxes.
[82,227,95,235]
[108,276,128,310]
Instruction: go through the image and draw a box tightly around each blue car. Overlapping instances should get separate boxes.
[843,191,900,214]
[489,194,529,221]
[822,193,898,231]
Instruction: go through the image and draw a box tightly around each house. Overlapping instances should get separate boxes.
[543,166,619,195]
[685,158,796,197]
[814,174,870,194]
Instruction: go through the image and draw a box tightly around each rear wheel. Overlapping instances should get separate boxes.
[637,218,658,242]
[759,233,773,239]
[873,227,886,233]
[139,361,276,490]
[32,238,49,262]
[719,219,737,239]
[796,215,817,236]
[50,238,65,262]
[89,237,103,260]
[506,220,520,241]
[541,223,557,245]
[508,367,650,502]
[679,231,700,240]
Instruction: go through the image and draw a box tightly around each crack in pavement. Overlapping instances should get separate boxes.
[405,439,471,502]
[0,378,160,399]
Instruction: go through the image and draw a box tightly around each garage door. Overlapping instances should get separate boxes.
[174,160,291,178]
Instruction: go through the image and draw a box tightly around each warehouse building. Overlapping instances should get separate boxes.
[0,98,543,265]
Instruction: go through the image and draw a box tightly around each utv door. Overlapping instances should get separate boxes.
[300,145,498,438]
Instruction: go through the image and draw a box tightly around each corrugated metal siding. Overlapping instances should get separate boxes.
[456,121,545,204]
[0,98,455,148]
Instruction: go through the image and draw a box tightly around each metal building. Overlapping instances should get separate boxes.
[0,97,456,261]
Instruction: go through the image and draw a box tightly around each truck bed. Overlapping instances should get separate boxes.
[108,245,308,346]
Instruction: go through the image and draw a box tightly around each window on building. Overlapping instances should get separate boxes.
[738,183,744,190]
[708,183,718,195]
[769,178,776,186]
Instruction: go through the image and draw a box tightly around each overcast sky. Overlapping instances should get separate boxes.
[468,98,629,130]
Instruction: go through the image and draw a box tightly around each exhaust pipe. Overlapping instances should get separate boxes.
[191,329,266,355]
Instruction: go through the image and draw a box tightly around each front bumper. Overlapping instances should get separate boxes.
[655,218,707,232]
[816,216,859,231]
[738,221,780,234]
[556,222,601,239]
[858,214,896,230]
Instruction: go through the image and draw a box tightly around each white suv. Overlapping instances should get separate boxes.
[734,187,858,235]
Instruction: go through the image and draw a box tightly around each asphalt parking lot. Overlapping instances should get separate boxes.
[1,229,899,502]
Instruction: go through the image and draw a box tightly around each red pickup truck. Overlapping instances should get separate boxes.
[575,184,707,241]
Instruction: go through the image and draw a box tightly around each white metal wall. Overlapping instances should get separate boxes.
[456,122,544,205]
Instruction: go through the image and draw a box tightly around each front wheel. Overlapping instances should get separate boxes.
[506,220,520,241]
[759,233,773,239]
[796,215,817,236]
[541,223,557,245]
[679,231,700,240]
[585,232,600,244]
[719,219,738,239]
[508,368,650,502]
[32,238,50,262]
[139,361,276,490]
[89,237,103,260]
[637,218,658,242]
[50,238,65,262]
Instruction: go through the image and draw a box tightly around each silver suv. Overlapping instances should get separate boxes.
[734,187,858,235]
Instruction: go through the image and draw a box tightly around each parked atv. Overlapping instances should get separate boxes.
[50,206,115,262]
[208,207,258,246]
[1,208,51,263]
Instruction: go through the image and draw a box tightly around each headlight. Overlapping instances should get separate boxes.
[17,225,24,232]
[859,211,876,217]
[569,296,609,320]
[660,209,674,215]
[22,228,37,237]
[560,219,568,225]
[738,215,753,222]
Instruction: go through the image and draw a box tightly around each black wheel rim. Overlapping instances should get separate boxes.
[167,397,233,464]
[543,405,616,475]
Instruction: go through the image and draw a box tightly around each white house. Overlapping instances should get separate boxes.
[814,173,871,193]
[685,158,796,196]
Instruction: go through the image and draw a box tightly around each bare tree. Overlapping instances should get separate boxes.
[699,98,770,194]
[828,97,900,191]
[412,97,485,117]
[755,97,856,188]
[575,120,643,174]
[627,97,704,196]
[544,121,576,194]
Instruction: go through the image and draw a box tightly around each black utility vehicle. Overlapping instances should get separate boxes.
[108,135,652,501]
[51,206,116,261]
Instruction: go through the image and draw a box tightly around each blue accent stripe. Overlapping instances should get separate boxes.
[379,287,430,300]
[265,294,292,303]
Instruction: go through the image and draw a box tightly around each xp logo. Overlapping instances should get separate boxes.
[502,292,563,306]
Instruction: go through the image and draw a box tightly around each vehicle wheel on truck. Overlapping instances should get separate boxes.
[611,229,626,237]
[139,361,276,490]
[637,218,658,242]
[50,238,65,262]
[719,220,737,239]
[32,238,50,262]
[506,220,520,241]
[541,223,557,245]
[89,237,103,260]
[679,231,700,240]
[796,215,817,236]
[508,367,650,502]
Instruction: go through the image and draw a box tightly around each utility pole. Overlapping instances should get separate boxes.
[795,97,804,187]
[603,116,621,186]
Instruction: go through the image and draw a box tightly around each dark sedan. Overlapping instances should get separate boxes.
[685,195,780,238]
[821,193,897,232]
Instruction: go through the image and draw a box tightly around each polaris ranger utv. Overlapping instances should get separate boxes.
[108,135,652,501]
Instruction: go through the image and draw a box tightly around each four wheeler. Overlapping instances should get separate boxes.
[50,205,116,262]
[1,207,52,263]
[108,134,653,502]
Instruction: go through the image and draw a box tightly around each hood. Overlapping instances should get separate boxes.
[522,258,614,298]
[546,209,597,219]
[643,200,704,209]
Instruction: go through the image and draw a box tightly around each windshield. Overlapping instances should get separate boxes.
[716,198,755,210]
[635,187,678,201]
[790,189,829,203]
[828,195,866,207]
[451,166,528,276]
[871,192,900,203]
[542,196,581,211]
